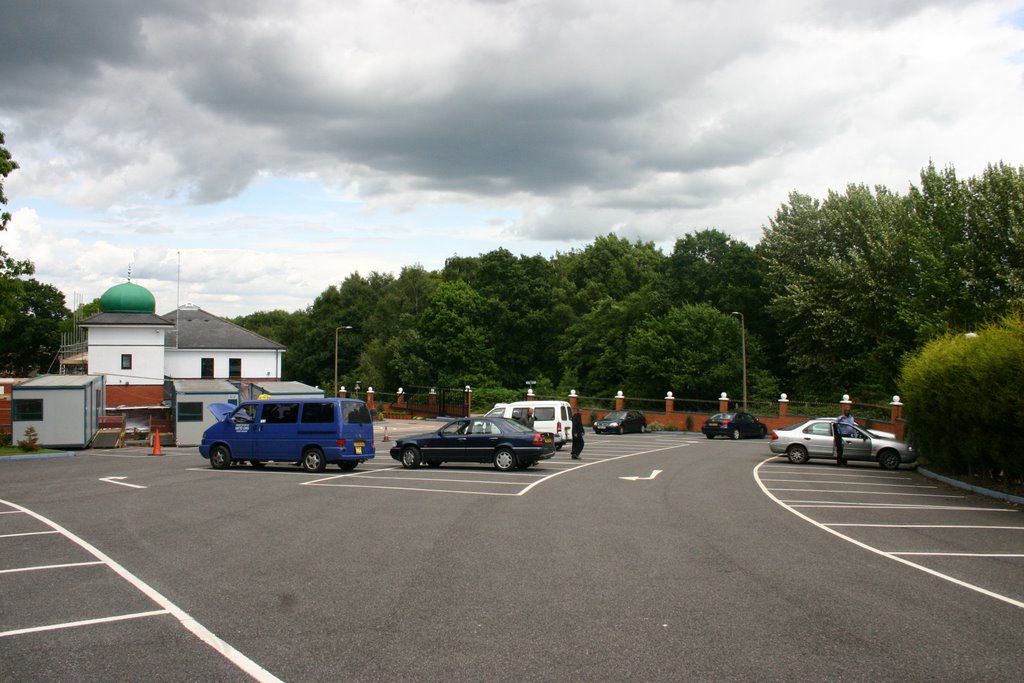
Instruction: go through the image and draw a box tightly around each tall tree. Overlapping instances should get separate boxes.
[0,279,69,375]
[1,130,35,336]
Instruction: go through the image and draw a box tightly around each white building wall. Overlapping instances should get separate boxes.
[164,348,281,380]
[87,327,166,386]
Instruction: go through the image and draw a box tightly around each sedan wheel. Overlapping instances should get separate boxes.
[401,446,420,469]
[787,444,810,465]
[731,428,741,440]
[493,447,517,472]
[878,449,901,470]
[302,447,326,472]
[210,445,232,469]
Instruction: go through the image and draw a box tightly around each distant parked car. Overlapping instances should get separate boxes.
[592,410,646,434]
[389,416,555,471]
[701,412,768,440]
[768,418,916,469]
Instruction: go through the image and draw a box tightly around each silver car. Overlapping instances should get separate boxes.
[768,418,916,470]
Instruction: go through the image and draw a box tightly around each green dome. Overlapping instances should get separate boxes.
[100,282,156,313]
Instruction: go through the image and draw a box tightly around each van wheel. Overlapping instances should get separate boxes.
[401,446,421,468]
[493,448,517,472]
[302,447,326,472]
[210,445,232,469]
[338,461,358,471]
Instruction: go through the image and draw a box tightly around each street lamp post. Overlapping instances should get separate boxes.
[731,312,748,410]
[334,325,352,397]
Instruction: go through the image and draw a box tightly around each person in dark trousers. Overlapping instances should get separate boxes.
[570,408,585,459]
[834,406,856,466]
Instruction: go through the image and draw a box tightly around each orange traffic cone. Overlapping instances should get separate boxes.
[383,426,390,442]
[150,429,163,456]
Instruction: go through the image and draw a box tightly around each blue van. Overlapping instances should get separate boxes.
[199,397,376,472]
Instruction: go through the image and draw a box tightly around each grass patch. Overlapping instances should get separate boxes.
[0,446,66,456]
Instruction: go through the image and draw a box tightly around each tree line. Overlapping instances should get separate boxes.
[231,162,1024,406]
[2,126,1022,409]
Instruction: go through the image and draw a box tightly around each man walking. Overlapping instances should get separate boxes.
[570,408,585,460]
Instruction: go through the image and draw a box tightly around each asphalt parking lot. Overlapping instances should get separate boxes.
[2,426,1022,681]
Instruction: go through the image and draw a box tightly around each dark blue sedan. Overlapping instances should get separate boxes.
[701,411,768,440]
[389,417,556,471]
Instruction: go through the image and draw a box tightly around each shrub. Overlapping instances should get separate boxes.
[17,426,40,453]
[899,312,1024,483]
[0,429,11,447]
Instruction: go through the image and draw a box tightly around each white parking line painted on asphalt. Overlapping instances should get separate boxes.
[0,560,104,574]
[0,499,284,682]
[761,478,937,488]
[786,502,1011,510]
[889,552,1024,558]
[753,459,1024,610]
[0,530,58,539]
[773,488,962,498]
[0,610,170,638]
[828,524,1024,530]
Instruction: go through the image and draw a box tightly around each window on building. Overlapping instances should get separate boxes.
[13,399,43,421]
[121,354,133,370]
[177,402,203,422]
[229,358,241,379]
[201,358,214,378]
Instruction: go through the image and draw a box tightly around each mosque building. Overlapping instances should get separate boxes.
[10,280,293,447]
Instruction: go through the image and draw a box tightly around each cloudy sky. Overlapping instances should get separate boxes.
[2,0,1023,318]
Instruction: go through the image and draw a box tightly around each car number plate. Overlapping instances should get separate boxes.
[355,440,365,455]
[543,436,553,443]
[707,422,718,427]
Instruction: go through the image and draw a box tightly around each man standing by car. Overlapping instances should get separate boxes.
[570,408,585,459]
[834,406,856,466]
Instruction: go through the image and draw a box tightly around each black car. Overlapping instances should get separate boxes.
[592,410,647,434]
[389,417,556,471]
[701,411,768,440]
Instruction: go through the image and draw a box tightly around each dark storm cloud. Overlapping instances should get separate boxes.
[1,0,1019,232]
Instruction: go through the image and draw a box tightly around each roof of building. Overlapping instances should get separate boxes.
[172,379,240,394]
[248,381,323,396]
[100,281,156,313]
[79,311,174,327]
[14,375,104,389]
[163,306,285,351]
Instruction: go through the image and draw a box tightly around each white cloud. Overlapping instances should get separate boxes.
[2,0,1023,316]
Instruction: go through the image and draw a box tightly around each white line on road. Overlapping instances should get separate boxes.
[753,459,1024,610]
[0,499,284,682]
[0,610,170,638]
[99,476,147,489]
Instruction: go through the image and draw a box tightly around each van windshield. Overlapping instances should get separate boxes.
[343,402,373,424]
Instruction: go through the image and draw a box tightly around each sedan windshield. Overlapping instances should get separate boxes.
[602,411,627,421]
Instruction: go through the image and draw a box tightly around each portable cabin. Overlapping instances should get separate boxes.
[11,375,106,449]
[172,379,240,446]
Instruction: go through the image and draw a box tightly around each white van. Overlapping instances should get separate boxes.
[486,400,573,450]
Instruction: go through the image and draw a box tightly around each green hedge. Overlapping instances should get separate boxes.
[899,312,1024,482]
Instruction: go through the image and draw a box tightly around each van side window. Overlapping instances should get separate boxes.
[343,402,373,424]
[302,402,335,424]
[263,403,299,424]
